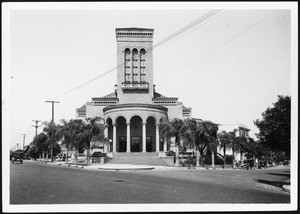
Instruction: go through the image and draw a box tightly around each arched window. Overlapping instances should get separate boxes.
[124,48,131,82]
[132,49,139,82]
[140,49,146,82]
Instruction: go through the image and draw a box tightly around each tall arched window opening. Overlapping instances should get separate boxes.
[140,49,146,82]
[132,49,139,82]
[124,48,131,82]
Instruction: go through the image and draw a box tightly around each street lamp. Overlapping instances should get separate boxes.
[109,139,112,152]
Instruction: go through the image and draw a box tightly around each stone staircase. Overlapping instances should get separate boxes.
[108,152,169,166]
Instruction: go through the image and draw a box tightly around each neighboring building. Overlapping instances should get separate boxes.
[76,28,192,154]
[217,124,251,161]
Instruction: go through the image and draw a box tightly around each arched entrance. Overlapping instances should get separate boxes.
[146,116,156,152]
[116,116,127,152]
[130,116,143,152]
[106,118,113,152]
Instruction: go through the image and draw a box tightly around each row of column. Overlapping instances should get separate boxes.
[104,123,167,153]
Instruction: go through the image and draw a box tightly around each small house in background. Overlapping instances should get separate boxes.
[217,124,251,161]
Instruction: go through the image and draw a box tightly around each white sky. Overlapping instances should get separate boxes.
[3,2,296,150]
[2,2,298,213]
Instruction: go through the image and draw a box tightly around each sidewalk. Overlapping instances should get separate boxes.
[39,161,197,171]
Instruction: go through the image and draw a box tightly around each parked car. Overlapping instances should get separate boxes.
[11,150,24,164]
[283,160,290,166]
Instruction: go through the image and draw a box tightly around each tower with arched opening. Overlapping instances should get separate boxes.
[76,28,192,155]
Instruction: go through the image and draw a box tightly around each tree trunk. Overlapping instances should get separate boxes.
[66,147,69,164]
[223,146,226,169]
[211,151,215,168]
[232,148,236,169]
[51,145,53,162]
[241,150,244,165]
[175,145,179,167]
[196,148,200,167]
[75,149,78,164]
[86,146,90,166]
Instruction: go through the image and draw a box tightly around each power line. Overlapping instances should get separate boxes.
[160,10,278,82]
[149,10,222,51]
[52,10,223,99]
[154,10,226,52]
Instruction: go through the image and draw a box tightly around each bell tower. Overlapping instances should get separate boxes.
[115,28,154,104]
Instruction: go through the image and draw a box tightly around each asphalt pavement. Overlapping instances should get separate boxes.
[10,160,290,205]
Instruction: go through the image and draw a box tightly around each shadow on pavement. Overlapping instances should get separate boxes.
[266,172,290,177]
[254,179,288,188]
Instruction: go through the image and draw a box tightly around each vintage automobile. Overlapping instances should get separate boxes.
[11,150,24,164]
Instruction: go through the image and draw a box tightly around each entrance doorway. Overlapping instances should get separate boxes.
[119,136,126,152]
[146,136,152,152]
[131,136,141,152]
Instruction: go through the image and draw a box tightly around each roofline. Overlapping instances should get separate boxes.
[116,28,154,31]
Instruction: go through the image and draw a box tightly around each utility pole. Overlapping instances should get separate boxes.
[32,120,42,136]
[45,100,60,162]
[45,101,60,122]
[21,134,27,151]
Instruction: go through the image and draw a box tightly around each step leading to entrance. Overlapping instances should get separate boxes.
[108,152,169,166]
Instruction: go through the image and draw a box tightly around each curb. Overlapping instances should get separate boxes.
[97,166,155,171]
[282,185,290,193]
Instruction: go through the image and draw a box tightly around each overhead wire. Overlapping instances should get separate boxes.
[159,10,278,82]
[153,10,226,52]
[51,9,223,99]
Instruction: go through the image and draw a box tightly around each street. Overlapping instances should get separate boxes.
[10,161,290,204]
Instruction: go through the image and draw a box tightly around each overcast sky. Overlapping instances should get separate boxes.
[3,2,296,150]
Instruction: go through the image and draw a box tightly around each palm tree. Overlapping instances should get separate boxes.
[218,131,232,169]
[67,119,85,164]
[235,135,248,165]
[60,119,75,164]
[81,117,105,165]
[43,121,62,162]
[228,131,238,168]
[181,119,197,149]
[159,118,185,166]
[195,121,219,167]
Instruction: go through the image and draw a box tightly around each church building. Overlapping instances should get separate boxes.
[76,28,192,154]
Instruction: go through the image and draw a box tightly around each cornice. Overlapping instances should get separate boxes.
[103,103,168,113]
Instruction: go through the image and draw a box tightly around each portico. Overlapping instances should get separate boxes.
[103,103,168,153]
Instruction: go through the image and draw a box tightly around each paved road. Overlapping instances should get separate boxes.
[10,161,289,204]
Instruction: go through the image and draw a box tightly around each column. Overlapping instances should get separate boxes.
[156,123,160,152]
[164,137,167,152]
[104,125,108,153]
[126,123,131,153]
[113,123,117,153]
[142,122,146,152]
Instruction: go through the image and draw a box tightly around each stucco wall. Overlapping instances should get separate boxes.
[85,103,106,118]
[164,103,184,120]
